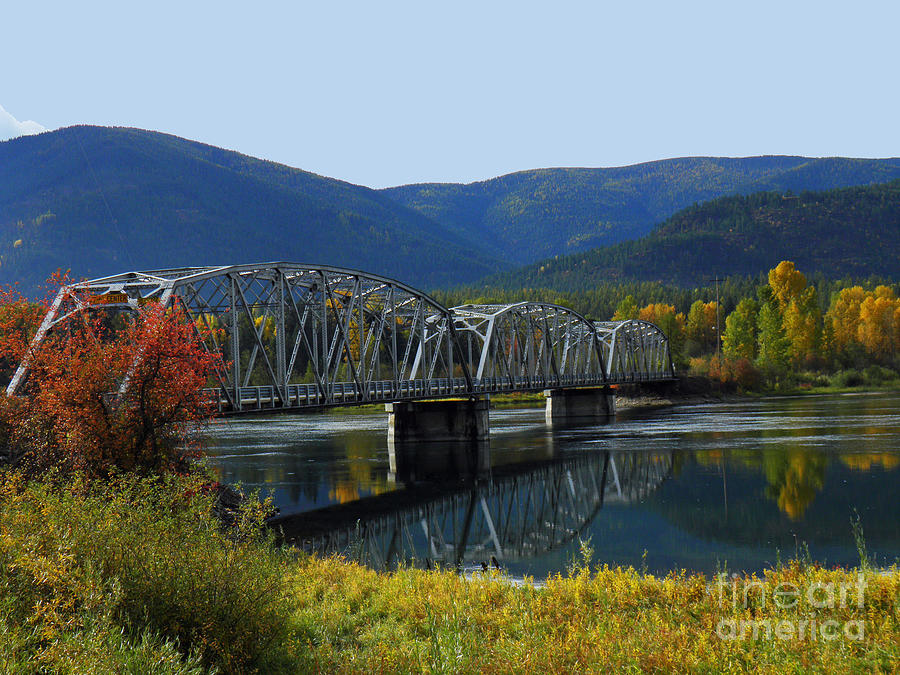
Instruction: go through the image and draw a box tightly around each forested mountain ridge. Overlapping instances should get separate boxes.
[382,157,900,264]
[0,126,504,292]
[486,181,900,289]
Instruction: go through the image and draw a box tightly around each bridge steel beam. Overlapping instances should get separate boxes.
[594,319,675,383]
[5,264,676,416]
[6,264,474,412]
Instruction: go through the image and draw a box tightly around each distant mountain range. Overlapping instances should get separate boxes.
[487,181,900,289]
[383,156,900,264]
[0,126,500,292]
[1,125,899,293]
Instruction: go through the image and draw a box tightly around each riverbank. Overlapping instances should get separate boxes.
[1,473,897,673]
[614,376,900,411]
[289,556,898,674]
[316,375,899,418]
[491,375,898,411]
[614,387,752,411]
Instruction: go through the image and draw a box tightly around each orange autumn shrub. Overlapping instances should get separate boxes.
[1,278,221,478]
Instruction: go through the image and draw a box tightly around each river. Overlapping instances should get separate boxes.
[202,391,900,578]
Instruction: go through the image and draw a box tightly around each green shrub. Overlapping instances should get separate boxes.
[830,369,865,388]
[798,372,830,388]
[0,473,299,673]
[863,364,899,385]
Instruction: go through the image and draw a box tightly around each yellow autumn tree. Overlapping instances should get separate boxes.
[826,286,867,354]
[766,261,821,366]
[685,300,719,354]
[857,286,900,360]
[826,285,900,362]
[638,302,683,328]
[253,314,276,341]
[782,287,822,366]
[194,312,226,346]
[768,260,807,307]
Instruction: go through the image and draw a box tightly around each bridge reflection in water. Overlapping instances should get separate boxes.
[271,445,673,572]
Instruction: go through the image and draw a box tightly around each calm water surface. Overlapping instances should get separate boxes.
[203,392,900,577]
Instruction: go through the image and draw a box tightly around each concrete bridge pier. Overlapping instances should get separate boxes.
[386,398,490,444]
[544,386,616,425]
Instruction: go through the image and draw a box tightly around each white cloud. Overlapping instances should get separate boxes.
[0,104,46,141]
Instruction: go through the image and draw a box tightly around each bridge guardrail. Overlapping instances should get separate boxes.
[208,370,676,414]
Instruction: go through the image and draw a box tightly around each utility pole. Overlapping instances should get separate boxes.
[715,276,721,362]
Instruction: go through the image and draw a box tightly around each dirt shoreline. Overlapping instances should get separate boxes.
[614,391,751,411]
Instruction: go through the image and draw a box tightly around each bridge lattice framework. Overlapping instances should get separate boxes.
[7,263,675,413]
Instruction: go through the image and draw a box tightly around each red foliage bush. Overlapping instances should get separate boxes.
[707,354,760,390]
[1,279,221,478]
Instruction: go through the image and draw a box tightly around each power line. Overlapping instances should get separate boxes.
[74,128,136,269]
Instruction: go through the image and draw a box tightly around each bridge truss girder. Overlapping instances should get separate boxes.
[594,320,674,382]
[7,263,675,412]
[452,302,606,392]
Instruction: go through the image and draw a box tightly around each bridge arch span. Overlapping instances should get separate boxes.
[451,302,605,391]
[594,319,675,382]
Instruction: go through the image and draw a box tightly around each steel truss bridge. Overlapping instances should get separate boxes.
[8,263,675,412]
[273,450,674,571]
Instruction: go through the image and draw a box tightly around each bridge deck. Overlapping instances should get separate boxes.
[210,373,676,415]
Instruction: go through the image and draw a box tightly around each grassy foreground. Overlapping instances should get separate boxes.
[1,474,898,674]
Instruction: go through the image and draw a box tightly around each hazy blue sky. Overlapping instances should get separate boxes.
[3,1,898,187]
